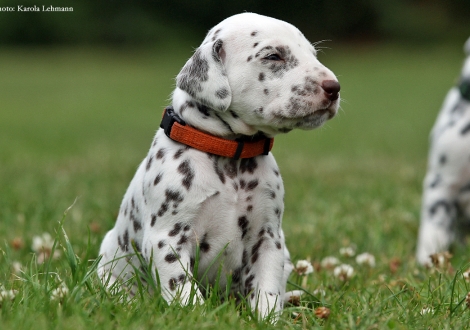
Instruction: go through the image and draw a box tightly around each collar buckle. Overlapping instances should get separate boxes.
[160,106,186,138]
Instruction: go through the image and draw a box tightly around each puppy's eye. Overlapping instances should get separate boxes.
[263,54,282,61]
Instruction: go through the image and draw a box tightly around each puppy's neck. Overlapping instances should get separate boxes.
[171,88,262,139]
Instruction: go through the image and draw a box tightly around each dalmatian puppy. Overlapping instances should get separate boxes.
[416,37,470,266]
[98,13,340,319]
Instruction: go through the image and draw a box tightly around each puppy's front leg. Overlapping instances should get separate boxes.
[245,230,286,320]
[143,223,203,305]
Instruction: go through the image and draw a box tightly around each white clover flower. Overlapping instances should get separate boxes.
[32,232,61,264]
[51,283,69,302]
[0,285,18,304]
[420,307,434,315]
[356,252,376,267]
[339,246,356,257]
[11,261,22,275]
[463,269,470,282]
[333,264,354,281]
[313,288,326,297]
[321,256,339,269]
[294,259,314,276]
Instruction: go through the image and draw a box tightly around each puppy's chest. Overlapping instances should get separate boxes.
[146,131,285,236]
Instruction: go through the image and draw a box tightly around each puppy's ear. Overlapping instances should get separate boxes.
[465,37,470,56]
[176,39,232,111]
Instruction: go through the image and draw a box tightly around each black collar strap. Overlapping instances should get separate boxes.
[160,106,273,159]
[459,79,470,101]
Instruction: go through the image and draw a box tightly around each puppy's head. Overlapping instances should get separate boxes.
[175,13,340,136]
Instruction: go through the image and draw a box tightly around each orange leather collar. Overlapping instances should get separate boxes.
[160,107,274,159]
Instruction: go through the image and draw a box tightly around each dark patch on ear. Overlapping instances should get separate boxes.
[216,88,230,99]
[177,48,209,96]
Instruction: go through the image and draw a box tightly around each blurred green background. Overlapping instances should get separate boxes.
[0,0,469,261]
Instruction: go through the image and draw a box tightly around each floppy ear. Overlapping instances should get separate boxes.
[465,37,470,56]
[176,39,232,111]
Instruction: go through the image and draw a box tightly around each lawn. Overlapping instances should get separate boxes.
[0,40,469,329]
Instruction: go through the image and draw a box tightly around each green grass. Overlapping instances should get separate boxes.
[1,41,470,329]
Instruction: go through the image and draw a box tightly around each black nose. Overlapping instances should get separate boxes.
[321,80,340,101]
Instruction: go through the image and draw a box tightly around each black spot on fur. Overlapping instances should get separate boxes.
[240,158,258,174]
[169,278,177,291]
[242,250,248,265]
[154,173,163,186]
[264,89,269,95]
[200,233,210,252]
[461,122,470,135]
[184,225,191,231]
[429,200,453,216]
[165,253,179,263]
[259,72,265,81]
[178,160,195,190]
[251,238,264,263]
[232,267,242,283]
[244,274,255,295]
[158,240,165,249]
[224,160,238,178]
[240,179,246,190]
[247,205,253,212]
[177,235,188,245]
[275,242,282,249]
[169,223,183,236]
[251,31,258,37]
[213,158,226,183]
[157,203,169,217]
[430,174,441,188]
[133,218,142,232]
[253,42,259,48]
[156,148,166,160]
[246,179,259,191]
[247,55,253,62]
[150,213,157,227]
[174,147,188,159]
[146,156,153,171]
[238,216,249,239]
[269,190,276,199]
[439,154,447,165]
